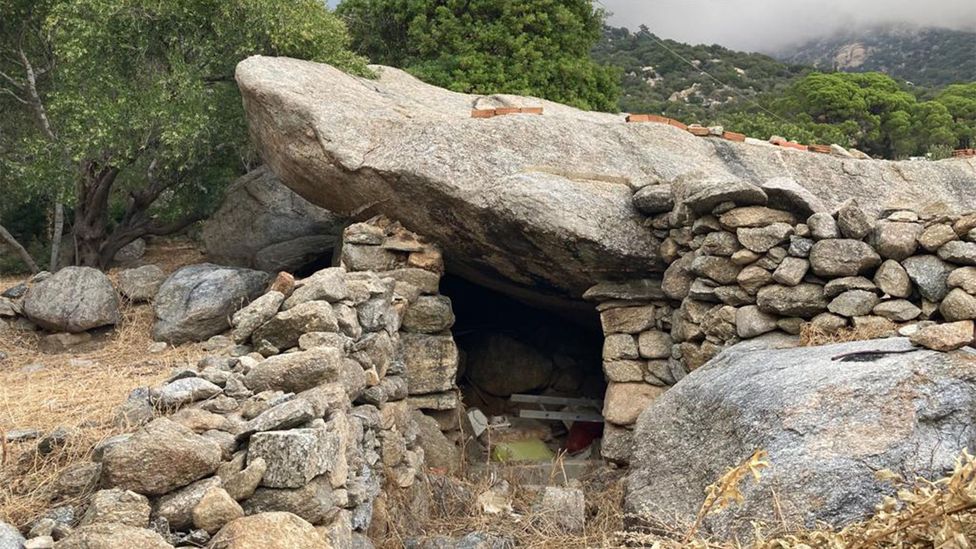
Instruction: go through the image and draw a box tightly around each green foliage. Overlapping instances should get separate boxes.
[936,83,976,149]
[592,26,809,120]
[0,0,365,267]
[597,25,976,159]
[337,0,620,111]
[780,26,976,88]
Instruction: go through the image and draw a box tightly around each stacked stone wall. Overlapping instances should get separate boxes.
[338,216,462,441]
[593,177,976,464]
[43,217,459,546]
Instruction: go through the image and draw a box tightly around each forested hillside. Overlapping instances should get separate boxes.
[594,25,976,160]
[591,25,809,119]
[778,25,976,88]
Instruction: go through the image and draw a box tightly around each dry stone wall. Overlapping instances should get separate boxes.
[338,216,462,443]
[43,220,457,547]
[592,176,976,464]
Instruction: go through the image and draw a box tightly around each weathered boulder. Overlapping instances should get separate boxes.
[236,56,976,309]
[79,488,151,528]
[402,296,455,334]
[627,337,976,540]
[244,347,344,393]
[248,428,338,488]
[903,255,954,301]
[252,300,338,350]
[203,166,346,272]
[23,267,119,332]
[909,321,974,351]
[153,264,269,344]
[116,265,166,302]
[756,284,828,318]
[209,512,323,549]
[231,291,285,343]
[632,185,674,214]
[465,333,551,397]
[53,523,172,549]
[401,333,460,395]
[192,486,244,534]
[809,239,881,277]
[100,418,222,496]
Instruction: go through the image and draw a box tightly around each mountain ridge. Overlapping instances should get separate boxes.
[775,25,976,87]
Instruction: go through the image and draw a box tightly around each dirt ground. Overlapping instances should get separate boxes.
[0,239,207,528]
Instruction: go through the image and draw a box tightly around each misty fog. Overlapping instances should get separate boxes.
[598,0,976,52]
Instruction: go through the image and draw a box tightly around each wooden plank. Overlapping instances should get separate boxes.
[519,409,604,423]
[509,394,603,407]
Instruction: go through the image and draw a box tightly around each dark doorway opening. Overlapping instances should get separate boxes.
[441,274,606,454]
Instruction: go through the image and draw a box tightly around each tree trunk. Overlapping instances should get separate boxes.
[49,201,64,271]
[72,165,118,268]
[0,222,39,274]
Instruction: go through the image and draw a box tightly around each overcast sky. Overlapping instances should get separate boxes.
[598,0,976,52]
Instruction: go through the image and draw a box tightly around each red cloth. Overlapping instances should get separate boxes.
[565,421,604,453]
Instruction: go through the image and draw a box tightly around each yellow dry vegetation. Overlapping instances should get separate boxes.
[0,239,206,527]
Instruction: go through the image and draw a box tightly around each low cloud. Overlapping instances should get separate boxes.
[597,0,976,52]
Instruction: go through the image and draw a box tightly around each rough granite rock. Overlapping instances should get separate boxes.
[100,418,222,496]
[0,521,25,549]
[282,268,348,309]
[116,265,166,302]
[400,333,460,395]
[874,260,912,298]
[940,289,976,321]
[79,489,151,528]
[209,512,323,549]
[809,239,881,277]
[248,428,339,488]
[401,296,455,334]
[903,255,954,302]
[632,185,674,214]
[23,267,120,333]
[244,347,344,393]
[202,166,346,272]
[192,486,244,534]
[235,56,976,310]
[252,300,338,350]
[241,477,337,526]
[872,221,921,260]
[909,321,974,351]
[948,267,976,294]
[938,240,976,266]
[153,477,222,530]
[756,284,828,318]
[153,378,223,409]
[626,337,976,541]
[53,524,172,549]
[231,291,285,343]
[153,264,269,344]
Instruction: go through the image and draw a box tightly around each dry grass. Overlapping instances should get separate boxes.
[378,460,628,549]
[799,321,897,347]
[0,238,206,528]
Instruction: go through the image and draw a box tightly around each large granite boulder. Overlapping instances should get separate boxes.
[236,56,976,309]
[626,337,976,540]
[153,263,269,343]
[202,166,346,273]
[23,266,120,332]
